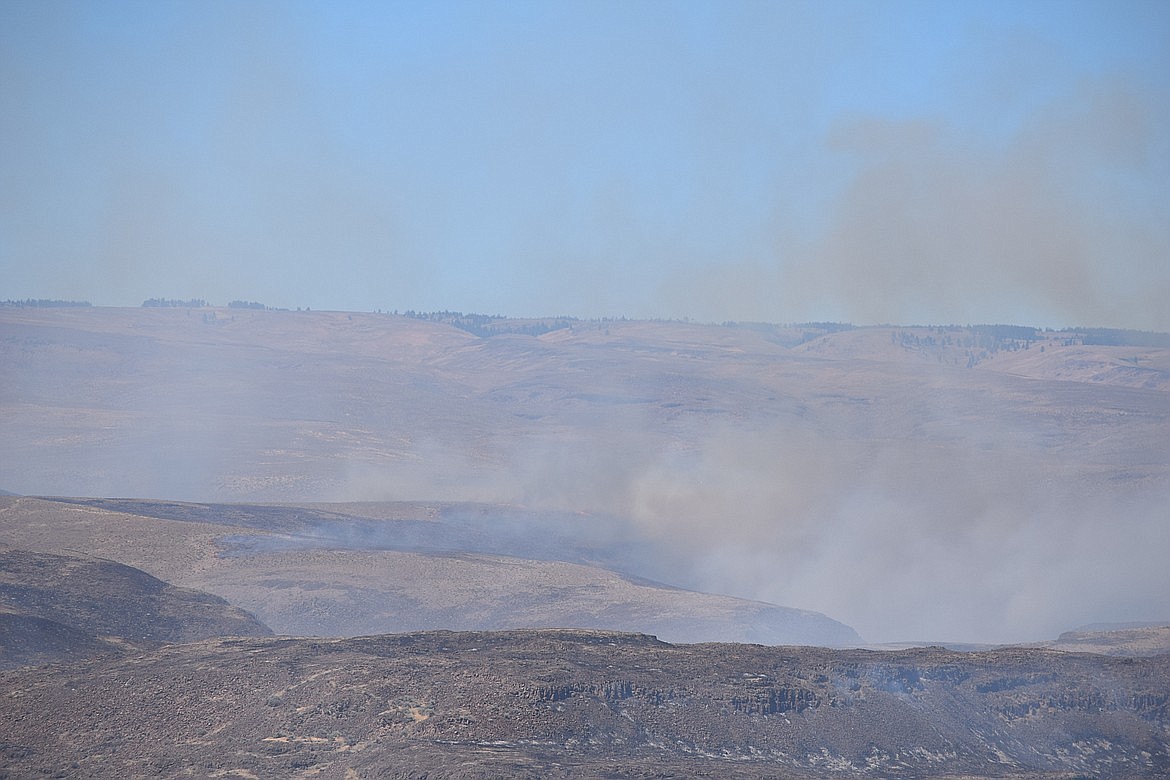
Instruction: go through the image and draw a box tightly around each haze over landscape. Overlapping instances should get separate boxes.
[2,308,1167,647]
[3,1,1169,329]
[3,4,1170,776]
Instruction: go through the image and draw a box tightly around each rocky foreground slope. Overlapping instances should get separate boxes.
[1,629,1166,779]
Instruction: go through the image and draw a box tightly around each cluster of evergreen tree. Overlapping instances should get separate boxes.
[893,325,1038,357]
[969,324,1039,343]
[139,298,295,311]
[1068,328,1170,348]
[452,316,576,338]
[142,298,207,308]
[401,309,578,337]
[3,298,91,307]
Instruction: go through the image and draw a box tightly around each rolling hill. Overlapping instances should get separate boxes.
[2,306,1169,777]
[1,306,1166,644]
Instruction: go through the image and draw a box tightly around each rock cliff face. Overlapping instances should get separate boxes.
[1,629,1166,778]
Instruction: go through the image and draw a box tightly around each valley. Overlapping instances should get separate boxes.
[1,306,1168,777]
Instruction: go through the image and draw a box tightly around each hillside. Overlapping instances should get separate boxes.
[1040,623,1170,657]
[2,306,1167,644]
[0,545,272,669]
[0,497,859,646]
[4,307,1166,501]
[1,307,1168,778]
[0,628,1166,778]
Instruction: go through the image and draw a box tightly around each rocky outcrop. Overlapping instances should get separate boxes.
[1,629,1165,778]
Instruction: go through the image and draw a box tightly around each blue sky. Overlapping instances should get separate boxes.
[3,0,1169,328]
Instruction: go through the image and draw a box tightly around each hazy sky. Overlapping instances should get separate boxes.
[3,1,1169,329]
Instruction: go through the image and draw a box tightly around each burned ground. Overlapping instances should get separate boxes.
[0,629,1166,778]
[0,546,271,669]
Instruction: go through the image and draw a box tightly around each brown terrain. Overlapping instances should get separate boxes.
[1,628,1167,779]
[1,305,1168,777]
[0,545,271,670]
[3,307,1166,505]
[0,496,858,646]
[1039,623,1170,657]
